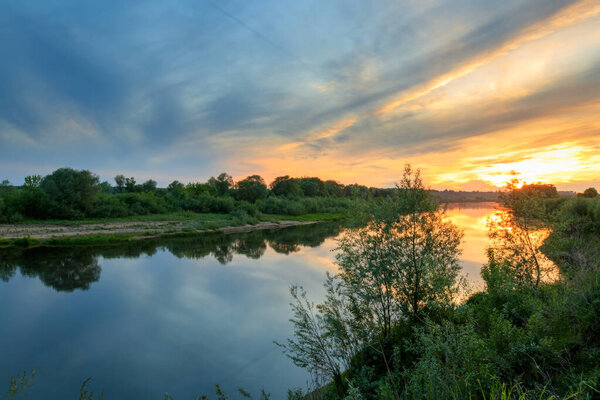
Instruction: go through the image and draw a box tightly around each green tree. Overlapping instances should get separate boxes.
[324,180,344,197]
[580,187,598,198]
[141,179,157,192]
[276,286,348,397]
[235,175,268,203]
[270,176,301,197]
[40,168,99,218]
[98,181,112,194]
[167,180,185,197]
[298,177,325,197]
[488,179,553,287]
[337,165,462,324]
[343,184,370,199]
[125,177,136,193]
[23,175,42,188]
[279,165,463,398]
[208,173,234,196]
[114,175,126,193]
[185,182,217,197]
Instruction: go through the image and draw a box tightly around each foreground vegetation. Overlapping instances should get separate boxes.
[276,168,600,399]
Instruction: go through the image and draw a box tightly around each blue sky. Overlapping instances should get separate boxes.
[1,0,599,189]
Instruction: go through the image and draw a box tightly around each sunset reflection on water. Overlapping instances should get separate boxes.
[445,202,502,290]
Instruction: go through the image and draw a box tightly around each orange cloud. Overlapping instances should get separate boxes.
[376,0,600,116]
[214,1,600,191]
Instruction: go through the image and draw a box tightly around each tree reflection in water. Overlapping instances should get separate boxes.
[0,222,345,291]
[1,247,100,292]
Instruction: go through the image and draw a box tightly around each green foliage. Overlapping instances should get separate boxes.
[276,285,348,397]
[208,173,234,196]
[78,378,104,400]
[4,370,36,400]
[141,179,158,192]
[578,187,598,198]
[0,168,388,224]
[40,167,100,219]
[167,180,185,197]
[277,172,600,400]
[488,179,554,288]
[98,181,112,194]
[185,182,217,197]
[235,175,268,203]
[403,320,492,398]
[182,193,235,214]
[114,174,126,193]
[279,165,466,399]
[298,177,326,197]
[543,197,600,275]
[337,165,463,327]
[257,196,353,216]
[270,175,301,197]
[230,200,260,224]
[344,184,371,200]
[23,175,41,188]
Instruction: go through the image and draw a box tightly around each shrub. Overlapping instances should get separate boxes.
[89,194,130,218]
[181,193,235,214]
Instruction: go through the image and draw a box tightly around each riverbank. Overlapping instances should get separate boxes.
[0,212,342,247]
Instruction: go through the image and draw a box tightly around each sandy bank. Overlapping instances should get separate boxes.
[0,220,318,240]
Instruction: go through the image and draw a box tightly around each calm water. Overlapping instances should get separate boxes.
[0,203,500,399]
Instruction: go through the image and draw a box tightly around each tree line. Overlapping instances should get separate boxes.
[0,168,379,222]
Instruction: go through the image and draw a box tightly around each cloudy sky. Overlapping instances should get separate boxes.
[1,0,599,190]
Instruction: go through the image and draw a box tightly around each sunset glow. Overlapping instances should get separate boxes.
[1,0,599,191]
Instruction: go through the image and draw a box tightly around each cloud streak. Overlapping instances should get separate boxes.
[0,0,599,190]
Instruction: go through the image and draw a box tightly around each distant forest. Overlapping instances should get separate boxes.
[0,167,580,223]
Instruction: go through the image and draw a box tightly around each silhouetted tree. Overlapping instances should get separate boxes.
[298,177,325,197]
[580,187,598,198]
[270,176,301,197]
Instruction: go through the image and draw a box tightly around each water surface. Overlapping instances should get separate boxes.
[0,204,500,398]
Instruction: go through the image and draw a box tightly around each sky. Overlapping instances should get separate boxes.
[1,0,599,190]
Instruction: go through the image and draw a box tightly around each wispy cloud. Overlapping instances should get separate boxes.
[1,0,599,189]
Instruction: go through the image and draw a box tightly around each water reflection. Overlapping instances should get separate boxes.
[445,202,501,289]
[1,207,510,399]
[1,247,100,292]
[0,222,345,292]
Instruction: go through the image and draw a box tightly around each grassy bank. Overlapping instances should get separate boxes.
[0,212,347,248]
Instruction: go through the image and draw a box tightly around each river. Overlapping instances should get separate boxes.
[0,203,501,399]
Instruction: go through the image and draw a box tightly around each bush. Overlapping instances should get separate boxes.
[181,193,235,214]
[117,192,169,215]
[40,168,99,217]
[230,207,259,225]
[89,194,130,218]
[256,196,353,216]
[234,201,259,217]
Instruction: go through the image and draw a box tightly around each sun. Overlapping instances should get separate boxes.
[466,144,598,189]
